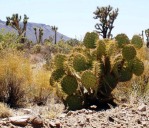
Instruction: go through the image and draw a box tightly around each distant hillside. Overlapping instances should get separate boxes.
[0,20,70,43]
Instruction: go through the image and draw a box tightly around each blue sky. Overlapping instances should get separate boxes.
[0,0,149,40]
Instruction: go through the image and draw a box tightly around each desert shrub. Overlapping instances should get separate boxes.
[32,44,41,53]
[0,49,32,108]
[0,102,12,118]
[29,69,52,105]
[65,38,80,46]
[0,31,26,51]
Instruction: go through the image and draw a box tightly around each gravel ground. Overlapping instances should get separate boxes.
[0,100,149,128]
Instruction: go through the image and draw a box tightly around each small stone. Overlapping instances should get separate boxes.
[66,111,73,116]
[108,116,114,122]
[136,119,142,124]
[90,105,97,109]
[86,115,91,122]
[88,110,93,114]
[138,103,146,111]
[22,109,33,114]
[59,113,66,118]
[55,120,61,128]
[31,117,43,127]
[49,121,56,127]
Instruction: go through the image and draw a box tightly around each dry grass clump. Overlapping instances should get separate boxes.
[28,69,52,105]
[0,102,12,118]
[0,49,32,108]
[28,98,64,119]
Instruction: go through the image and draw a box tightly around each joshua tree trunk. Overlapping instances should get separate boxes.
[54,31,57,44]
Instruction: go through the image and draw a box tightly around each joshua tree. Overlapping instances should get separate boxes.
[33,27,43,44]
[93,5,118,38]
[51,26,58,44]
[145,29,149,48]
[6,14,29,43]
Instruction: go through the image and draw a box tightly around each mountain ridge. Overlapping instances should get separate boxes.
[0,19,70,43]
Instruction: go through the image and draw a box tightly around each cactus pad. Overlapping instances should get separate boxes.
[81,71,97,90]
[83,32,99,49]
[115,33,130,48]
[54,54,66,69]
[73,53,88,72]
[92,61,101,78]
[50,68,65,86]
[122,45,136,60]
[131,35,143,49]
[118,67,132,82]
[96,40,106,57]
[65,95,83,110]
[132,58,144,76]
[61,75,78,95]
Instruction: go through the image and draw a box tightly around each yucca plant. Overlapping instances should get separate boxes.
[50,34,144,110]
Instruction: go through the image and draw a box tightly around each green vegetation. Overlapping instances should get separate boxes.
[50,34,144,110]
[0,6,148,114]
[83,32,99,48]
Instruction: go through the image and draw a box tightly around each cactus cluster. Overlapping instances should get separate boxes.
[50,33,144,110]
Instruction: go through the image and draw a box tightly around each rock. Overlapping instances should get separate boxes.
[58,113,66,118]
[30,117,43,127]
[138,104,146,111]
[66,111,73,116]
[55,120,61,128]
[49,121,56,127]
[108,116,114,122]
[22,108,33,114]
[9,115,30,127]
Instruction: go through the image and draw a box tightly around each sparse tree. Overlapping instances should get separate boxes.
[33,27,43,44]
[51,26,58,44]
[6,14,29,43]
[93,5,118,38]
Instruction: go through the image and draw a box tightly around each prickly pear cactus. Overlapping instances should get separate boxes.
[61,75,78,95]
[83,32,99,49]
[81,71,97,90]
[115,33,130,48]
[122,44,136,60]
[50,33,144,110]
[131,35,143,49]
